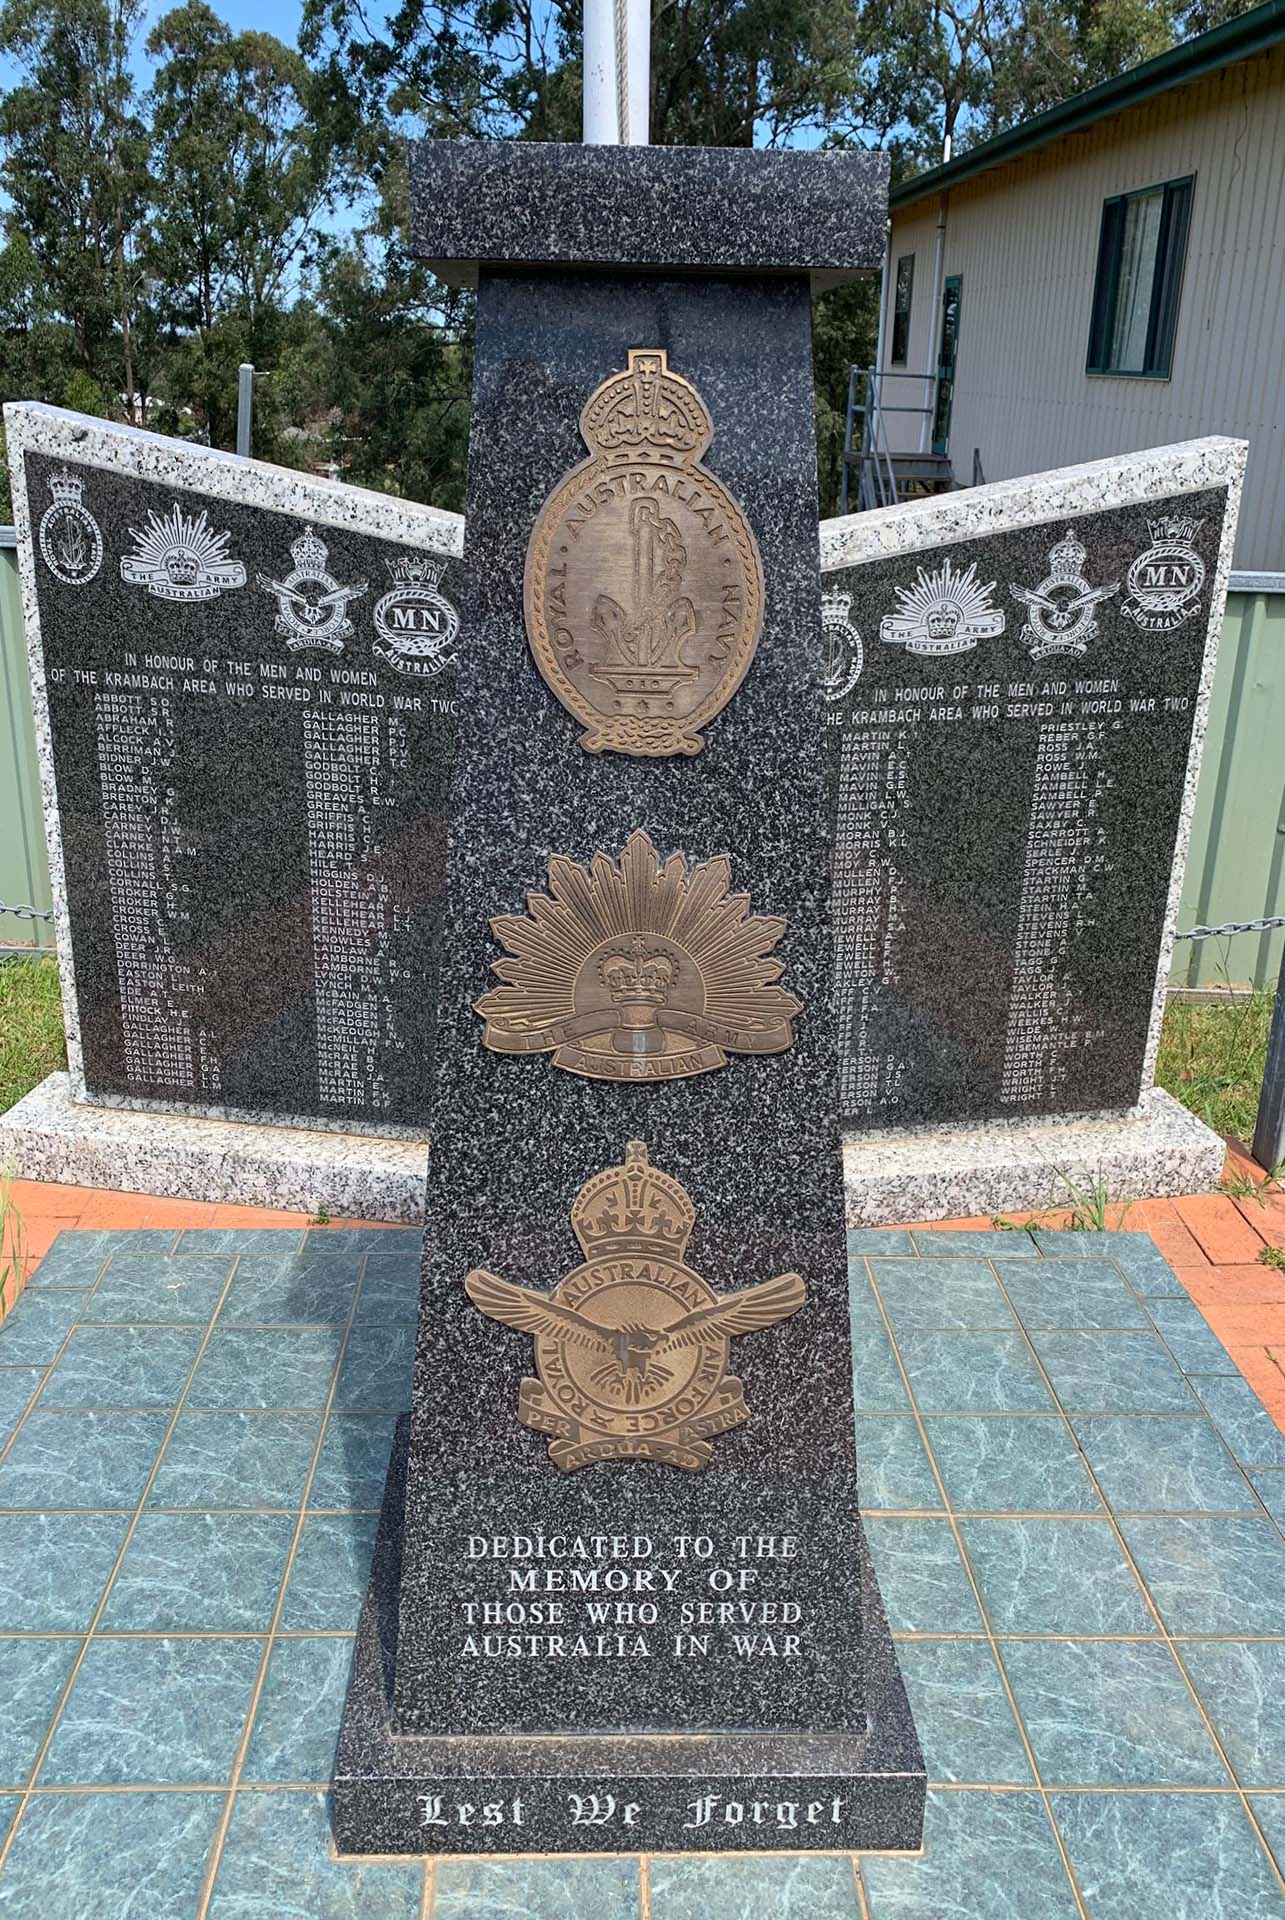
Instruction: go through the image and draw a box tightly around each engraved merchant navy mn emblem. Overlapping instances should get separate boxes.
[465,1142,806,1470]
[524,348,764,757]
[475,829,800,1082]
[372,553,459,678]
[1121,514,1205,632]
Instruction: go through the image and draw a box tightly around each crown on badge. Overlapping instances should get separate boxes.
[291,525,331,574]
[571,1141,695,1261]
[580,348,712,461]
[1047,530,1087,583]
[386,552,444,589]
[47,468,85,505]
[821,587,853,624]
[1147,513,1202,546]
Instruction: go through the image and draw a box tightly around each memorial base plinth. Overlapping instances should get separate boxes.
[0,1073,427,1222]
[333,1421,926,1857]
[843,1086,1223,1227]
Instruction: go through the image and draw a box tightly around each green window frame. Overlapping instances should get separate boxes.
[890,254,914,365]
[1086,174,1194,379]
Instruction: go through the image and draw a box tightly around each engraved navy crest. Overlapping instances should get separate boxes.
[372,553,459,678]
[820,586,863,700]
[37,468,103,586]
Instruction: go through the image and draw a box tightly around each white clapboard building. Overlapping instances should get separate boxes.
[864,0,1285,574]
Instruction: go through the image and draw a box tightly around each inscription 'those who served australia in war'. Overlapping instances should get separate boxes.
[524,349,764,757]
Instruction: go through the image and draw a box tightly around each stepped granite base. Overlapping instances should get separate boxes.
[332,1423,925,1856]
[0,1072,427,1221]
[843,1085,1224,1226]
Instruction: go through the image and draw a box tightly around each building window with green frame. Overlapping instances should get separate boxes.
[1087,175,1194,378]
[890,254,914,365]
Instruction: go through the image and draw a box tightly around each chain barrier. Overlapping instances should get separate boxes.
[1173,915,1285,942]
[613,0,630,142]
[0,901,54,924]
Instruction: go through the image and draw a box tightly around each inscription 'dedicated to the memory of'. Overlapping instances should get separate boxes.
[454,1530,807,1662]
[25,452,460,1130]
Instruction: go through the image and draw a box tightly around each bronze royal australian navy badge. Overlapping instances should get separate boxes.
[475,830,800,1083]
[465,1143,806,1470]
[524,348,764,757]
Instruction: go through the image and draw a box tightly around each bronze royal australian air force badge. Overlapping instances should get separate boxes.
[525,349,764,757]
[465,1143,806,1470]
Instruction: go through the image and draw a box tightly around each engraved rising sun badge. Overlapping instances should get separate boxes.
[474,829,800,1083]
[524,348,764,757]
[465,1142,806,1470]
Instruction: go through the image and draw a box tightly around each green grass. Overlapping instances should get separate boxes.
[0,956,67,1115]
[0,953,1272,1150]
[1156,990,1273,1143]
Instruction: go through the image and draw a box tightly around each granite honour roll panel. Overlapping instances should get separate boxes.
[820,445,1243,1132]
[7,406,464,1133]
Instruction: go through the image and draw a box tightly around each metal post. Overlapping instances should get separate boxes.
[583,0,649,144]
[236,364,254,458]
[1253,950,1285,1172]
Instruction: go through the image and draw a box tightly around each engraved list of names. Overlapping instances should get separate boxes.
[26,452,458,1132]
[824,495,1226,1128]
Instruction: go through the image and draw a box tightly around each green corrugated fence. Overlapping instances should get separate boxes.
[1,542,1282,985]
[0,539,53,951]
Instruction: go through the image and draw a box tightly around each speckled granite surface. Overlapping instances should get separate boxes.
[337,138,920,1846]
[843,1087,1225,1227]
[814,439,1243,1214]
[409,141,889,292]
[6,402,464,1140]
[0,1073,427,1222]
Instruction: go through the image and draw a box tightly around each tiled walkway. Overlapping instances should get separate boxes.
[1,1223,1285,1915]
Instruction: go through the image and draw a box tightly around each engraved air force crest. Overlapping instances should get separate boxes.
[524,348,764,757]
[1011,529,1118,660]
[465,1142,806,1470]
[474,830,800,1083]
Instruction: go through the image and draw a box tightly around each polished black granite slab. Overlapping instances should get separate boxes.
[409,140,888,291]
[23,448,460,1130]
[822,492,1230,1126]
[333,1421,924,1854]
[335,142,921,1855]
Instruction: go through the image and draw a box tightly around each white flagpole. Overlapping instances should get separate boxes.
[583,0,650,145]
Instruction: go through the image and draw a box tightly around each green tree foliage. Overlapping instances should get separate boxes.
[0,0,1264,518]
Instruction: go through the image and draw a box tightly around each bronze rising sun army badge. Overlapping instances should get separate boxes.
[465,1142,806,1470]
[474,830,800,1083]
[524,348,764,757]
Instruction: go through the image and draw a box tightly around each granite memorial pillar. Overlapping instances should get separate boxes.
[333,140,925,1854]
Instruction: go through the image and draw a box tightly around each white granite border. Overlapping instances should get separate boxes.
[821,435,1248,1119]
[0,1072,428,1222]
[842,1086,1224,1227]
[4,402,464,1136]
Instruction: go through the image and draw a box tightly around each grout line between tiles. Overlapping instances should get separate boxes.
[851,1849,872,1918]
[639,1849,651,1919]
[864,1254,1091,1919]
[420,1852,436,1920]
[0,1247,246,1878]
[193,1249,372,1917]
[981,1251,1285,1901]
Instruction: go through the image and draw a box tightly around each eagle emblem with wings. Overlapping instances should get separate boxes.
[465,1141,806,1470]
[1011,529,1118,659]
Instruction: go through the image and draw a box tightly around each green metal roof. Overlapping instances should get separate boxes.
[891,0,1285,208]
